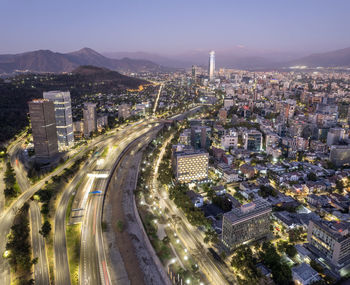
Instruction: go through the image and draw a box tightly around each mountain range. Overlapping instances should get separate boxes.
[1,46,350,74]
[0,48,167,75]
[105,47,350,70]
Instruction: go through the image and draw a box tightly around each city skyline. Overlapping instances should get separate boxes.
[2,2,350,285]
[1,0,350,55]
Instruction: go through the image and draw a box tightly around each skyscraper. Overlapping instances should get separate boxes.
[43,91,74,150]
[28,99,59,162]
[191,65,196,84]
[83,103,97,137]
[208,51,215,82]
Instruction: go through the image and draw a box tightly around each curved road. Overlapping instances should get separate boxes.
[54,121,157,285]
[80,124,161,285]
[0,126,134,285]
[8,140,50,285]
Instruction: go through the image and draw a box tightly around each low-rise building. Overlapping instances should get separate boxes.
[292,263,321,285]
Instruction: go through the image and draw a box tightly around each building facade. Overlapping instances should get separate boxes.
[307,220,350,269]
[330,145,350,167]
[222,199,272,249]
[244,130,263,151]
[83,103,97,137]
[327,128,346,146]
[173,149,209,183]
[43,91,74,150]
[28,99,58,161]
[118,103,131,119]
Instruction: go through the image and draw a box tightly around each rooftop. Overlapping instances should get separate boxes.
[224,199,271,224]
[292,263,319,282]
[312,220,350,242]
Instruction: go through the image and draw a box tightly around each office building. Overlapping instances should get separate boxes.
[28,99,58,162]
[173,149,209,183]
[191,126,211,150]
[307,220,350,269]
[222,199,272,249]
[330,144,350,167]
[244,130,263,151]
[83,103,97,137]
[191,65,197,84]
[73,121,84,137]
[118,104,131,119]
[327,128,346,146]
[208,51,215,82]
[43,91,74,150]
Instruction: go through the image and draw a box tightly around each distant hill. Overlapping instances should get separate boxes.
[71,65,148,87]
[0,65,149,143]
[0,48,168,74]
[287,47,350,68]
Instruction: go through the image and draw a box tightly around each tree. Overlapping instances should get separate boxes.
[285,244,297,258]
[336,180,344,193]
[307,172,317,182]
[231,245,260,283]
[212,196,232,212]
[260,242,292,284]
[40,221,51,238]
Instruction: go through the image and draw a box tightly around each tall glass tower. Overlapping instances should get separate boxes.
[208,50,215,82]
[43,91,74,150]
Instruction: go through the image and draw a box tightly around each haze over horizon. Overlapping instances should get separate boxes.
[1,0,350,57]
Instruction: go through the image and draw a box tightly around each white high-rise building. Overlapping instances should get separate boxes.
[43,91,74,150]
[208,51,215,82]
[83,103,97,137]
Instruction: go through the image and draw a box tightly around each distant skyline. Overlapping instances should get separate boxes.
[1,0,350,56]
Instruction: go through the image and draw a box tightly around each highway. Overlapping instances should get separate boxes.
[54,158,97,285]
[54,121,156,285]
[29,201,50,285]
[79,123,162,285]
[7,139,50,285]
[0,123,145,285]
[80,178,107,285]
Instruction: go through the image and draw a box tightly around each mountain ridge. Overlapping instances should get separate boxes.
[1,46,350,73]
[0,48,168,74]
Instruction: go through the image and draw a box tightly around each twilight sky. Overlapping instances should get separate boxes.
[1,0,350,55]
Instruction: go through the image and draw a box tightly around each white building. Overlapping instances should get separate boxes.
[208,51,215,82]
[83,103,97,137]
[224,97,234,109]
[292,263,321,285]
[221,134,238,150]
